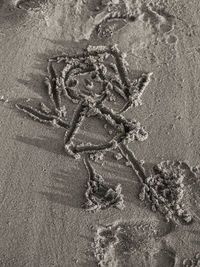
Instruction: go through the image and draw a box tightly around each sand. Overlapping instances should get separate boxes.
[0,0,200,266]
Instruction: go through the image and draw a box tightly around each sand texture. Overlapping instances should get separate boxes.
[0,0,200,266]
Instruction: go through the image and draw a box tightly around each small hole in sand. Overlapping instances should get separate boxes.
[68,79,78,88]
[166,35,177,44]
[160,23,172,34]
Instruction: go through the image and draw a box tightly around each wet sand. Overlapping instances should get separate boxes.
[0,0,200,266]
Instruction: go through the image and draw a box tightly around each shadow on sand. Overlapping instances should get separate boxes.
[39,168,87,210]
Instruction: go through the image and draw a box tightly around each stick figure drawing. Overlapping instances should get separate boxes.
[16,44,192,224]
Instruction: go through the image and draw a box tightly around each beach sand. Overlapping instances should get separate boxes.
[0,0,200,266]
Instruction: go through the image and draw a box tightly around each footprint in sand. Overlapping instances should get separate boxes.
[16,0,48,10]
[94,219,176,267]
[88,1,176,52]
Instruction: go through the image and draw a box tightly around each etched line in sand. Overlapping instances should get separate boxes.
[15,41,195,224]
[16,44,153,213]
[17,45,180,219]
[16,43,195,225]
[64,100,88,159]
[119,142,193,224]
[16,103,70,129]
[46,61,63,113]
[83,153,124,212]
